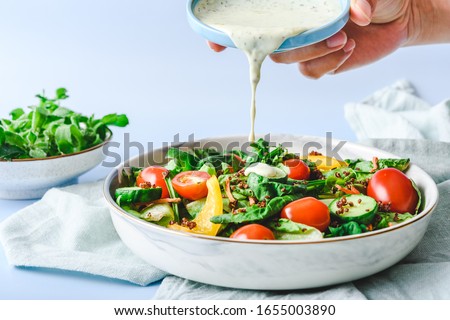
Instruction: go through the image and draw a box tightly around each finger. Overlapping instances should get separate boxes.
[207,41,227,52]
[350,0,377,26]
[270,31,348,64]
[299,39,356,79]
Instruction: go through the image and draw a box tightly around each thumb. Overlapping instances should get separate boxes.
[350,0,377,26]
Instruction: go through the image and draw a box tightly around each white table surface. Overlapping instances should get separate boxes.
[0,0,449,299]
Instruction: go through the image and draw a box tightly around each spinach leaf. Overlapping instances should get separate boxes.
[345,158,410,173]
[268,219,323,240]
[166,148,198,173]
[327,221,367,237]
[245,138,289,166]
[374,212,414,230]
[247,172,307,201]
[210,194,301,224]
[411,179,422,214]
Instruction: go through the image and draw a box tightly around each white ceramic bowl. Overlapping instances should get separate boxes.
[0,138,110,200]
[104,135,439,290]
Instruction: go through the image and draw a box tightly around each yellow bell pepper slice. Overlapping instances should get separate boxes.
[305,155,348,172]
[168,175,223,236]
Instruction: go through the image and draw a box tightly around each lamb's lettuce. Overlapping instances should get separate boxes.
[0,88,128,160]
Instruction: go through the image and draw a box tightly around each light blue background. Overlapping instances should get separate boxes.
[0,0,449,299]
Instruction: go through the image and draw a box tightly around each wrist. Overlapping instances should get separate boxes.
[406,0,450,46]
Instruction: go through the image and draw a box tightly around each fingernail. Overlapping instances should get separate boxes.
[327,31,347,48]
[343,39,356,53]
[355,0,372,21]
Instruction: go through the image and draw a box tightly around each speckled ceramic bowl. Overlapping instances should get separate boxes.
[104,135,439,290]
[0,137,111,200]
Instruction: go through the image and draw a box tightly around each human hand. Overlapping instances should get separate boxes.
[207,0,414,78]
[270,0,412,78]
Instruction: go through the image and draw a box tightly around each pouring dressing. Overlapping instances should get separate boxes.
[194,0,342,141]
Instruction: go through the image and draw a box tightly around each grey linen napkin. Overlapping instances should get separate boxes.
[154,139,450,300]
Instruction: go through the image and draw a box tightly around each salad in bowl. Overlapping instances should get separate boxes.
[104,135,437,290]
[113,138,421,241]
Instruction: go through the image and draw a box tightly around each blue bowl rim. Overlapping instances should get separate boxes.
[186,0,351,52]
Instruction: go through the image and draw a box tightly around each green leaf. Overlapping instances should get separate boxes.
[247,172,306,201]
[0,127,5,145]
[0,87,127,159]
[4,131,27,149]
[10,108,25,120]
[55,124,75,154]
[245,138,288,166]
[70,125,84,151]
[378,159,410,171]
[374,212,414,230]
[269,219,323,241]
[52,107,73,118]
[210,194,301,224]
[0,144,26,160]
[199,163,216,176]
[31,109,46,132]
[55,88,69,100]
[101,113,129,127]
[328,221,366,237]
[411,179,422,214]
[35,93,48,103]
[166,148,198,172]
[26,131,37,145]
[29,148,47,159]
[345,158,410,173]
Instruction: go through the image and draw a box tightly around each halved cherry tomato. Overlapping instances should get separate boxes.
[230,224,275,240]
[367,168,419,214]
[284,159,310,180]
[136,166,169,198]
[281,197,330,232]
[172,171,211,201]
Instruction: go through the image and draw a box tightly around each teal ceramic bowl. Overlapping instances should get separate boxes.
[187,0,351,52]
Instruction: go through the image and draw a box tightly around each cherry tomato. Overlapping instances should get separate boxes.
[284,159,310,180]
[136,166,169,198]
[230,224,275,240]
[172,171,211,201]
[281,197,330,232]
[367,168,419,214]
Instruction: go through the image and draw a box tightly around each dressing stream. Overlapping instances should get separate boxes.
[195,0,341,142]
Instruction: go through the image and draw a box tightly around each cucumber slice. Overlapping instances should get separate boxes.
[140,203,174,226]
[329,194,378,225]
[185,198,206,218]
[115,186,162,204]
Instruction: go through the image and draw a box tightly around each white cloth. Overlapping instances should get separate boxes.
[0,181,167,286]
[344,80,450,142]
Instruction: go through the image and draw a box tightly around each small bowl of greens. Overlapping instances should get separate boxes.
[0,88,128,200]
[104,134,438,290]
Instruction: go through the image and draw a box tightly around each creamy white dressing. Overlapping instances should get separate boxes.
[244,162,285,179]
[195,0,342,141]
